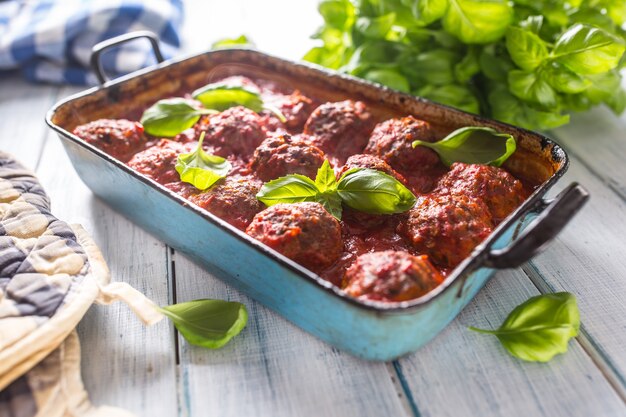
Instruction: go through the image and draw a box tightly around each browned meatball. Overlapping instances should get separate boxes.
[127,139,194,184]
[246,202,342,269]
[194,106,266,159]
[189,176,263,230]
[265,90,316,131]
[364,116,439,172]
[249,134,326,181]
[337,154,407,184]
[342,251,444,302]
[73,119,146,162]
[398,194,493,268]
[435,163,526,221]
[303,100,376,163]
[164,181,198,199]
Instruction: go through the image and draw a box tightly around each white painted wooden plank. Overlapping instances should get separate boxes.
[36,87,179,416]
[519,154,626,388]
[173,252,411,417]
[0,76,58,169]
[553,107,626,199]
[397,267,625,417]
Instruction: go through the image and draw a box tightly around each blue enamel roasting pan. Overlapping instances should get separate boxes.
[45,32,588,361]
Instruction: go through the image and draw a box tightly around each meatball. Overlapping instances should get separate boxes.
[73,119,146,162]
[194,106,266,159]
[249,134,326,181]
[342,251,444,302]
[164,181,198,199]
[127,139,194,184]
[364,116,439,172]
[246,202,342,269]
[398,194,493,268]
[189,176,263,230]
[303,100,376,163]
[435,163,526,221]
[265,90,316,131]
[337,154,407,184]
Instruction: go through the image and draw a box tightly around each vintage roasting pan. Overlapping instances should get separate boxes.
[46,32,588,361]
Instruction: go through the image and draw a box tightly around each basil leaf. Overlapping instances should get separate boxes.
[256,174,320,206]
[416,84,481,114]
[363,68,410,92]
[508,70,557,108]
[454,47,480,83]
[413,126,516,167]
[140,98,216,137]
[337,168,416,215]
[552,24,626,75]
[355,13,396,39]
[442,0,513,44]
[541,62,591,94]
[175,132,231,190]
[469,292,580,362]
[411,0,449,26]
[505,27,548,71]
[211,35,254,49]
[160,299,247,349]
[319,0,355,31]
[192,84,286,122]
[192,84,264,112]
[412,49,458,86]
[315,159,338,192]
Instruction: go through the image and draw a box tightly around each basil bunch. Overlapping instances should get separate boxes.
[160,299,248,349]
[256,160,416,219]
[304,0,626,130]
[413,126,516,167]
[175,132,231,190]
[470,292,580,362]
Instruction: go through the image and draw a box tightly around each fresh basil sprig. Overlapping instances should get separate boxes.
[140,98,218,137]
[175,132,231,190]
[192,84,286,122]
[413,126,516,167]
[160,299,248,349]
[470,292,580,362]
[256,160,416,220]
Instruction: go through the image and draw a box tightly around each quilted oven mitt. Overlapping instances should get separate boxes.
[0,152,166,416]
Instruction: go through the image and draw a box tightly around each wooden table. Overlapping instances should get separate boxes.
[1,1,625,415]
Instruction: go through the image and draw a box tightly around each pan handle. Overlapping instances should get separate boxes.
[483,182,589,269]
[90,31,164,85]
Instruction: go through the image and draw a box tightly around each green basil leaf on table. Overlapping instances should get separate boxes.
[469,292,580,362]
[336,168,416,215]
[507,70,557,108]
[140,98,217,137]
[442,0,513,44]
[505,26,549,71]
[175,132,231,190]
[413,126,516,167]
[192,84,287,122]
[160,299,248,349]
[211,35,254,49]
[552,24,625,75]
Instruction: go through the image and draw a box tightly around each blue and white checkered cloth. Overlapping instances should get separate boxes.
[0,0,183,85]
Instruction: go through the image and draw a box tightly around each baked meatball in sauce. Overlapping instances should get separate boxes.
[304,100,376,164]
[342,251,444,302]
[194,106,266,159]
[398,194,494,268]
[127,139,195,184]
[435,162,527,221]
[73,119,146,162]
[189,176,263,230]
[246,202,343,270]
[249,134,326,181]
